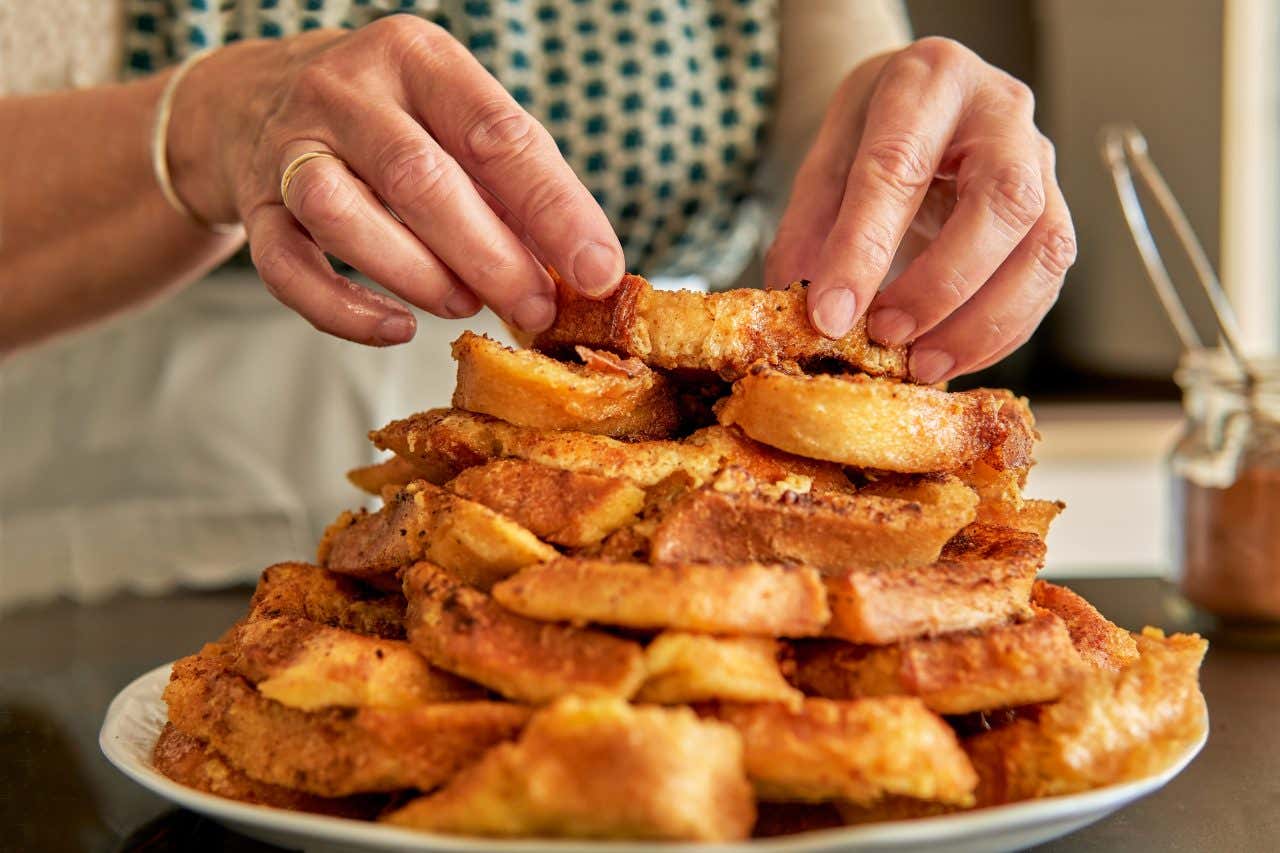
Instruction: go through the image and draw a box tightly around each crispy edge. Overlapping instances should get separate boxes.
[451,331,680,438]
[966,628,1208,804]
[228,617,484,711]
[1032,580,1140,672]
[532,276,907,380]
[402,561,646,704]
[318,480,555,590]
[384,696,756,841]
[649,473,975,573]
[793,611,1087,714]
[493,557,830,637]
[152,723,387,819]
[163,652,529,796]
[717,368,1032,474]
[823,525,1042,644]
[246,562,406,639]
[447,459,645,547]
[715,698,977,806]
[637,633,804,708]
[347,454,448,495]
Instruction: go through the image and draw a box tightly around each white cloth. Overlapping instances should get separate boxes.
[0,1,908,611]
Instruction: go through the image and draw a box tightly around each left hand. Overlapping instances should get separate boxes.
[766,37,1077,384]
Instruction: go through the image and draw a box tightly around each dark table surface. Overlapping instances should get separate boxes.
[1,577,1276,853]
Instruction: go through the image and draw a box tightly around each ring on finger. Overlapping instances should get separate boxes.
[280,151,344,208]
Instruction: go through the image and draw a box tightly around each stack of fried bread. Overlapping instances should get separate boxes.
[156,277,1208,842]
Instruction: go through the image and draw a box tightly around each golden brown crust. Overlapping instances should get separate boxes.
[162,653,530,796]
[532,276,908,380]
[649,474,976,574]
[318,480,555,590]
[152,723,387,818]
[714,698,977,805]
[227,617,483,711]
[371,408,849,491]
[384,697,755,841]
[347,455,448,495]
[822,525,1043,644]
[792,611,1087,714]
[966,629,1208,804]
[637,633,803,708]
[717,369,1036,474]
[246,562,405,639]
[492,557,830,637]
[447,459,645,548]
[1032,580,1140,672]
[451,331,680,438]
[402,562,646,704]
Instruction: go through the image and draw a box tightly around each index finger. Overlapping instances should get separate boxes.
[807,49,965,337]
[396,28,624,298]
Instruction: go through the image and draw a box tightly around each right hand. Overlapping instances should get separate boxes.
[169,16,624,345]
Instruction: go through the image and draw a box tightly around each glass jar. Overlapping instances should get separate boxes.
[1171,349,1280,622]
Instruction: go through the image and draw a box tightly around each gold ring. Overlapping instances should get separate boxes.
[280,151,343,207]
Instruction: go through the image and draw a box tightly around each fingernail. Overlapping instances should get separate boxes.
[910,348,955,384]
[811,287,857,338]
[443,288,481,318]
[572,242,624,297]
[868,308,917,346]
[511,293,556,333]
[376,313,415,345]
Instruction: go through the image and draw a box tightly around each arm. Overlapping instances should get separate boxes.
[0,19,624,357]
[0,74,243,354]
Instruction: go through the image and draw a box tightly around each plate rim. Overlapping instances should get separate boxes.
[101,662,1208,853]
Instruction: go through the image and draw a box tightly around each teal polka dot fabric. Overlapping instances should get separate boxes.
[125,0,778,286]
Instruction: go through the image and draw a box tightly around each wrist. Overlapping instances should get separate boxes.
[165,40,281,226]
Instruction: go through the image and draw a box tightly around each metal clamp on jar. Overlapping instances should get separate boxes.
[1103,125,1280,625]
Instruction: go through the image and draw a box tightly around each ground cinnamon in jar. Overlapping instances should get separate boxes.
[1179,465,1280,621]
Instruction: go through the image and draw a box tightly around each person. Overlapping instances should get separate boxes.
[0,1,1074,609]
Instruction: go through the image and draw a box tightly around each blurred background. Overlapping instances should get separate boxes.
[908,0,1278,576]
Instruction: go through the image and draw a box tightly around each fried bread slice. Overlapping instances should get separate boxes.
[447,459,645,547]
[792,611,1087,714]
[227,617,483,711]
[318,480,555,590]
[713,698,977,805]
[347,454,447,494]
[531,275,907,380]
[152,723,386,818]
[492,557,830,637]
[966,629,1208,804]
[451,331,680,438]
[246,562,405,639]
[637,633,803,708]
[384,696,755,841]
[163,652,529,796]
[1032,580,1139,671]
[717,368,1036,474]
[403,562,646,704]
[649,473,976,573]
[371,409,851,490]
[823,524,1042,644]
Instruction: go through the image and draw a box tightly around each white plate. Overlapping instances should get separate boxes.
[102,663,1207,853]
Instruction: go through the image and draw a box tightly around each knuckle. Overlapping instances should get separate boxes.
[845,217,899,272]
[934,265,970,304]
[521,178,582,229]
[910,36,970,70]
[863,132,936,200]
[986,162,1045,234]
[1034,223,1078,282]
[252,243,299,298]
[376,140,454,209]
[1005,78,1035,111]
[289,170,358,230]
[461,100,542,167]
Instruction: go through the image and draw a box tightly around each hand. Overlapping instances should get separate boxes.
[169,17,624,345]
[766,38,1077,383]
